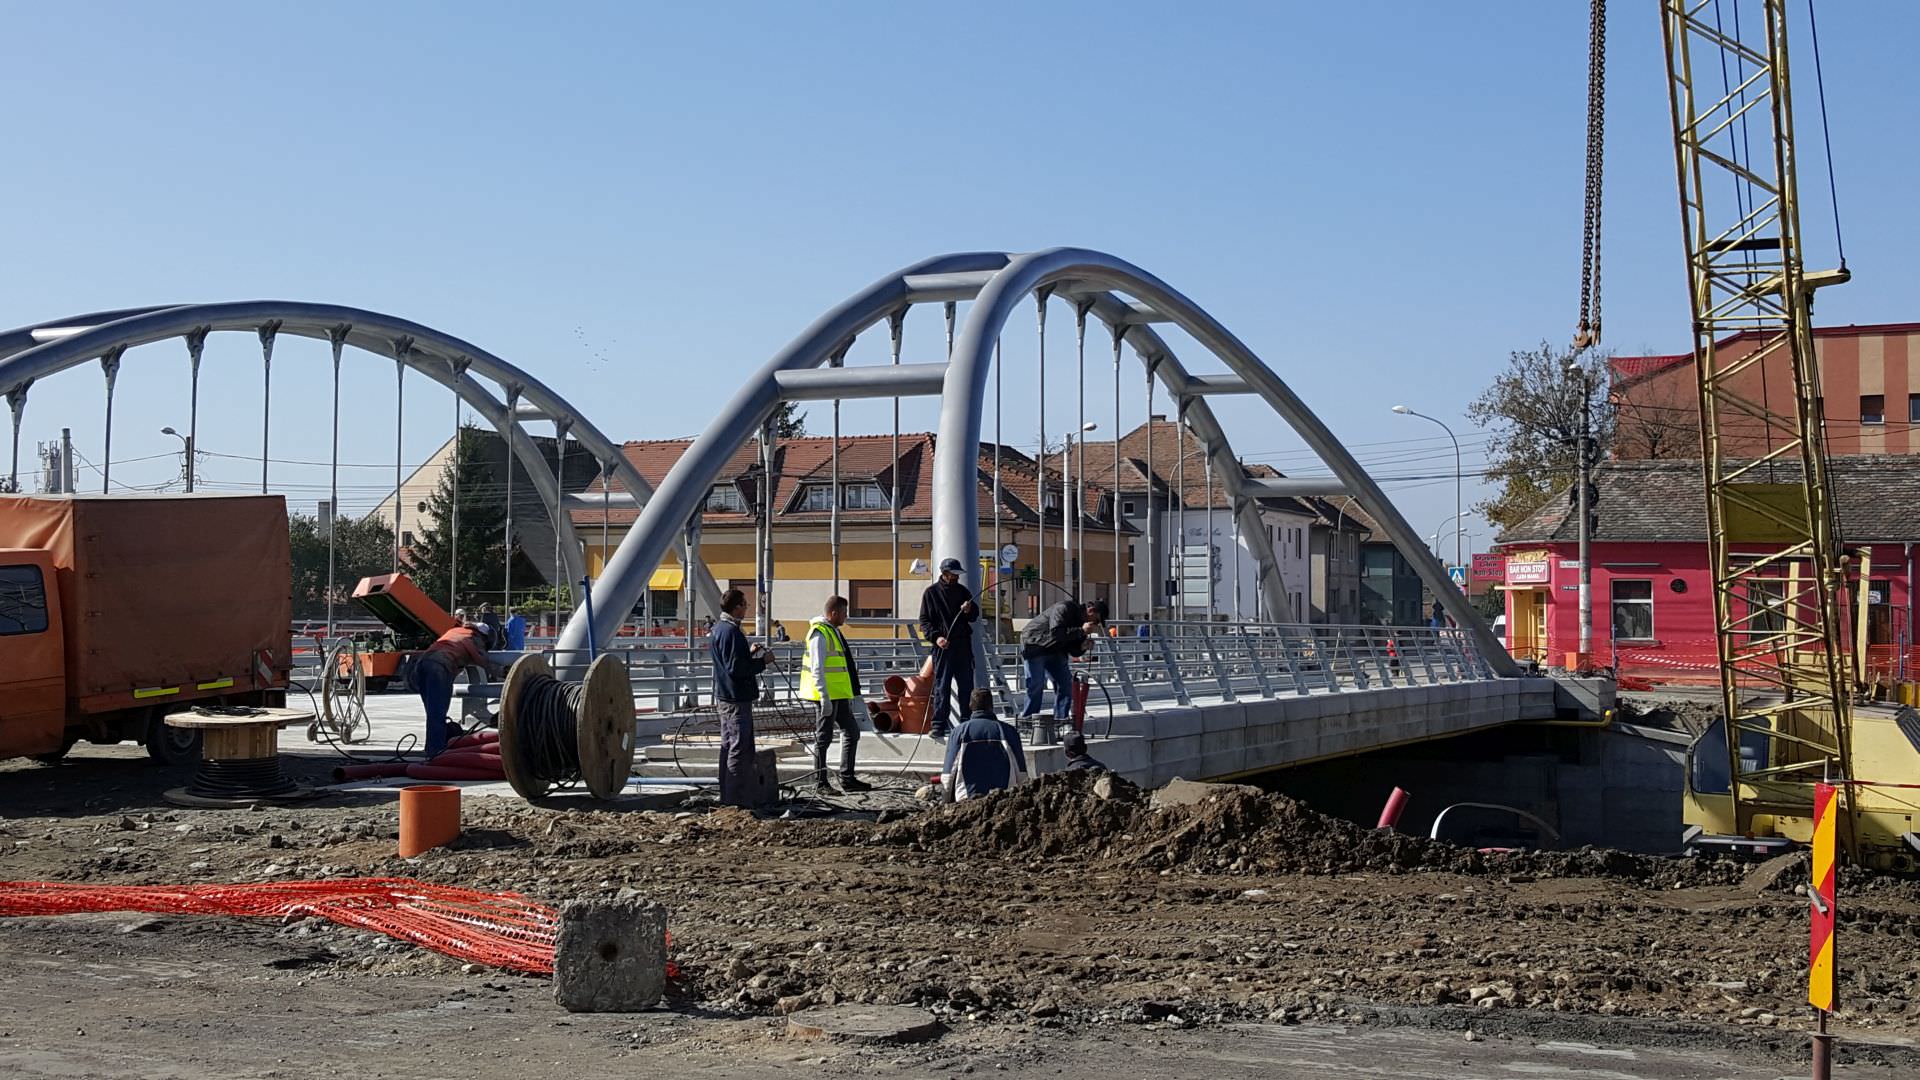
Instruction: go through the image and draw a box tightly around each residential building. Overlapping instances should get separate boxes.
[1613,322,1920,460]
[1319,496,1427,627]
[371,430,602,589]
[571,433,1123,638]
[1495,457,1919,683]
[1070,418,1314,623]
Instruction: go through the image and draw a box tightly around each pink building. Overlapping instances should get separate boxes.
[1496,458,1919,685]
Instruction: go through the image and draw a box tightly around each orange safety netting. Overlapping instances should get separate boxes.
[0,878,559,974]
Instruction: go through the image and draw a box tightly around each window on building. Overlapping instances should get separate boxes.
[1611,579,1655,641]
[1861,394,1886,425]
[1043,491,1060,512]
[0,563,50,635]
[705,484,746,513]
[840,482,888,510]
[1122,500,1136,516]
[848,579,893,619]
[416,500,428,514]
[401,531,415,548]
[1126,543,1136,585]
[1910,393,1920,424]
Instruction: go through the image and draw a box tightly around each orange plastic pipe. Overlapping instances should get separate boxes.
[398,784,462,857]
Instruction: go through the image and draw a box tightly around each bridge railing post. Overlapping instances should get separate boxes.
[1240,625,1275,699]
[1338,627,1369,691]
[1102,632,1144,712]
[1152,623,1192,706]
[1276,626,1310,696]
[1200,625,1236,701]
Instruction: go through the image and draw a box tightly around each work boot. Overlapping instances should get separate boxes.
[839,776,872,793]
[813,778,836,796]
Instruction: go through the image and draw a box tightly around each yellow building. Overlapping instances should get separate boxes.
[572,433,1127,638]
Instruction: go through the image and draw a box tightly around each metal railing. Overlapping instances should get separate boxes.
[540,621,1503,716]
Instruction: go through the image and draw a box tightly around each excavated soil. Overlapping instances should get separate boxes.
[3,746,1920,1068]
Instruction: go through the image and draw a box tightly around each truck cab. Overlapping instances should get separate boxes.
[0,550,67,760]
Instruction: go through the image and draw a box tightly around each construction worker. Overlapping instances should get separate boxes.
[917,557,978,739]
[943,688,1027,801]
[709,588,770,808]
[800,596,872,795]
[1062,730,1109,773]
[1020,598,1108,728]
[501,607,527,651]
[411,617,497,757]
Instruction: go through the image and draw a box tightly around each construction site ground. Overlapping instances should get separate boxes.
[3,740,1919,1078]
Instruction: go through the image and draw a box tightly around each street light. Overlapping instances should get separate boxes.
[1064,421,1098,597]
[1391,405,1462,575]
[160,426,193,492]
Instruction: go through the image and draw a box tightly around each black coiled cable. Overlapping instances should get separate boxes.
[516,671,586,786]
[186,758,299,800]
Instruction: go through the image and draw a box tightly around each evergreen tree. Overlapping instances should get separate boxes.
[404,423,540,611]
[772,400,808,438]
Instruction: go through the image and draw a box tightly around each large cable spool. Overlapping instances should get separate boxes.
[498,653,634,801]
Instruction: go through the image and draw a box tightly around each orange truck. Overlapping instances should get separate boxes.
[0,494,292,764]
[339,573,458,692]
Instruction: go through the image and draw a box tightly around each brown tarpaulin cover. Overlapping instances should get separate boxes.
[0,495,291,709]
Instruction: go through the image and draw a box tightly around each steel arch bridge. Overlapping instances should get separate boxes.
[554,247,1514,676]
[0,302,724,614]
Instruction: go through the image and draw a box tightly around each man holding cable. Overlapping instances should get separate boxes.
[917,557,978,740]
[709,587,771,808]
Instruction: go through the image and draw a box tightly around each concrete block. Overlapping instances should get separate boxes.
[554,898,668,1013]
[1154,734,1204,763]
[1150,776,1262,808]
[1201,703,1248,733]
[1199,747,1248,779]
[1144,707,1203,739]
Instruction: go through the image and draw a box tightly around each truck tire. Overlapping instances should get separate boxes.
[145,712,202,766]
[31,732,80,765]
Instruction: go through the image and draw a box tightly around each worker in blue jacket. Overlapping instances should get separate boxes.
[942,689,1027,801]
[709,588,770,808]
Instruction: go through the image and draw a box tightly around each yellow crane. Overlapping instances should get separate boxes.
[1583,3,1909,860]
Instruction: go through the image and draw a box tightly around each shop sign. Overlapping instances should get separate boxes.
[1505,549,1552,585]
[1470,552,1505,581]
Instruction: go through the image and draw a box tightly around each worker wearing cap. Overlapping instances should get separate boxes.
[917,557,978,739]
[411,618,497,757]
[800,595,872,795]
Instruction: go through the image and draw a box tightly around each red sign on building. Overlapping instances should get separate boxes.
[1470,553,1505,581]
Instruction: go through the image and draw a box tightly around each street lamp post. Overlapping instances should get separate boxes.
[160,426,193,492]
[1063,421,1097,598]
[1392,406,1462,574]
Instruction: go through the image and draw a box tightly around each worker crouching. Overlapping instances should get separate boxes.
[800,595,872,795]
[411,618,500,757]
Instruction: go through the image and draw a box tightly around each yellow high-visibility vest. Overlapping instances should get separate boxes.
[798,619,855,701]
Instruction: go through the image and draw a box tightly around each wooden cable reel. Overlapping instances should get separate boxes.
[498,653,634,801]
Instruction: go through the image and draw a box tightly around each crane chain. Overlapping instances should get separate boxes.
[1575,0,1607,352]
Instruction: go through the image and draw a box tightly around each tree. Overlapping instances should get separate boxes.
[1613,373,1699,460]
[289,512,395,620]
[1466,343,1614,531]
[404,423,541,611]
[772,400,808,438]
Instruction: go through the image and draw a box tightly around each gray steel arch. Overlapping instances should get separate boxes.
[554,252,1013,656]
[935,248,1515,675]
[0,302,721,613]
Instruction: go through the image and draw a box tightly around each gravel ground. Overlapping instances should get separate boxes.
[3,744,1918,1076]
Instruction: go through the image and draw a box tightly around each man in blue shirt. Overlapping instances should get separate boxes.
[709,588,770,808]
[942,689,1027,802]
[502,607,528,651]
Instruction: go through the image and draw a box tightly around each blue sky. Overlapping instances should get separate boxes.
[3,2,1913,556]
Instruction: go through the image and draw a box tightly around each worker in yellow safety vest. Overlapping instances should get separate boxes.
[801,595,871,795]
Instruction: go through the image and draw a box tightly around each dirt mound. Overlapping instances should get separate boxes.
[873,773,1751,886]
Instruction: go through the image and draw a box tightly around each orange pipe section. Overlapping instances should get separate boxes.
[398,784,462,858]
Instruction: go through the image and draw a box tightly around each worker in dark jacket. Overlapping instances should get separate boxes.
[1062,730,1109,772]
[1020,599,1108,724]
[709,588,770,808]
[943,689,1027,801]
[917,558,978,739]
